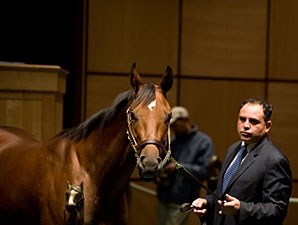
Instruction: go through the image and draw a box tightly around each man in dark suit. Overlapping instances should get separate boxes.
[191,98,292,225]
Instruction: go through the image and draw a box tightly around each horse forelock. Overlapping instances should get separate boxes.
[130,84,156,109]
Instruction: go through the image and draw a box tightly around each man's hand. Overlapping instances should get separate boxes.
[218,194,241,215]
[163,162,176,173]
[191,198,208,217]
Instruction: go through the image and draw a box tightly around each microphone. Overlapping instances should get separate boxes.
[180,203,195,213]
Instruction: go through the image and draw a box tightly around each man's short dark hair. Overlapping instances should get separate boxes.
[240,98,273,122]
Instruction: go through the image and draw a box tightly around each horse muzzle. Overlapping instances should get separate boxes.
[137,144,163,181]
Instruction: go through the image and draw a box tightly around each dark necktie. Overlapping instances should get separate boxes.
[222,145,247,193]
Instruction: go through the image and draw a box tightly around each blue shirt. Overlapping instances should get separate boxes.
[157,125,214,204]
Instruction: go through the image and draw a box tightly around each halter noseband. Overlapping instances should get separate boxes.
[126,107,171,170]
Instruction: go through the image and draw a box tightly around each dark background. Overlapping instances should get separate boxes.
[0,0,83,128]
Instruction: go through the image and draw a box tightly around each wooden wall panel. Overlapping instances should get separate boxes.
[182,0,267,78]
[269,0,298,79]
[41,94,63,140]
[86,74,177,117]
[128,187,158,225]
[85,1,298,224]
[179,79,265,161]
[86,75,131,117]
[285,199,298,225]
[0,63,67,141]
[128,184,203,225]
[0,92,63,141]
[88,0,179,74]
[268,83,298,179]
[285,180,298,225]
[0,95,42,139]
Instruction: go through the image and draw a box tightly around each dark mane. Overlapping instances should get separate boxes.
[59,84,156,141]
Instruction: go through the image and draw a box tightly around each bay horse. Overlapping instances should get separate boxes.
[0,63,173,225]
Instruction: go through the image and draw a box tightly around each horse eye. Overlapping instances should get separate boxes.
[130,111,138,121]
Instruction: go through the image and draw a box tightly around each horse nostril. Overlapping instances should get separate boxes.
[157,157,162,164]
[140,156,160,168]
[138,156,145,169]
[138,156,161,172]
[139,156,146,164]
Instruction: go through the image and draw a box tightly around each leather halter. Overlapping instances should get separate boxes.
[126,107,171,170]
[64,182,84,225]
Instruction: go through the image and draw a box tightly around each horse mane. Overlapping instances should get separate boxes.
[58,84,157,141]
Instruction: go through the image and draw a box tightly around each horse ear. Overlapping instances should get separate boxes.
[160,65,173,95]
[130,62,144,93]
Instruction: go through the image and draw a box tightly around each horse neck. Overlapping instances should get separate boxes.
[75,110,136,186]
[71,110,137,219]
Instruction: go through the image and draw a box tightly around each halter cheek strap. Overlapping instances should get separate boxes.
[126,107,171,170]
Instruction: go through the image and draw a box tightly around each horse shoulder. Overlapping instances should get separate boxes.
[0,126,43,224]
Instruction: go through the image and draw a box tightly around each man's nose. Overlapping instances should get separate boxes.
[243,120,250,128]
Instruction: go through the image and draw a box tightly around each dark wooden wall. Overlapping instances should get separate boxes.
[85,1,298,225]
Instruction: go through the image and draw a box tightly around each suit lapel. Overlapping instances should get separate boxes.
[221,137,268,195]
[228,153,255,187]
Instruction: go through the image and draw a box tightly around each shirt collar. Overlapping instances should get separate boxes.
[241,141,256,153]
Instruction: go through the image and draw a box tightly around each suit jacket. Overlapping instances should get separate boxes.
[203,136,292,225]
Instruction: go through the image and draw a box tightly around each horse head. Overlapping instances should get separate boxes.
[127,63,173,181]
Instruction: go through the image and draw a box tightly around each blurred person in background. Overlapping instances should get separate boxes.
[156,106,215,225]
[206,155,222,192]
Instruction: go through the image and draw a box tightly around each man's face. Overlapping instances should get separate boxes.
[237,103,272,144]
[170,118,189,135]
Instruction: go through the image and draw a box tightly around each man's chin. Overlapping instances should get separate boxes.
[240,135,252,142]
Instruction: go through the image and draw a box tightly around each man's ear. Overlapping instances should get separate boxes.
[265,120,272,131]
